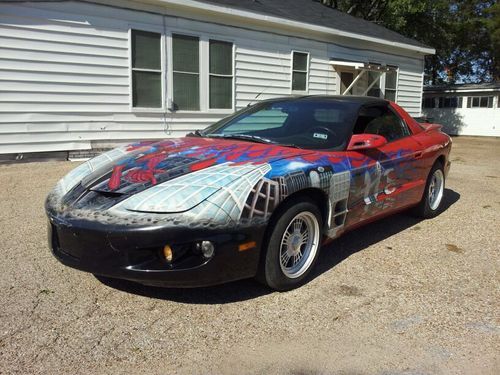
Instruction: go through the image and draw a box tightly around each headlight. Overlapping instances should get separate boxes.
[197,241,215,259]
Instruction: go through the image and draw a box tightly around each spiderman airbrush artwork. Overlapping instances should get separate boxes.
[46,96,451,290]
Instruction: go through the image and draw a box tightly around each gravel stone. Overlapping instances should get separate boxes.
[0,136,498,374]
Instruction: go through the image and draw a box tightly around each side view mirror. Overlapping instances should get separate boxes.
[347,134,387,151]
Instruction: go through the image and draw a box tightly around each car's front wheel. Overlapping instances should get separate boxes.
[259,199,322,291]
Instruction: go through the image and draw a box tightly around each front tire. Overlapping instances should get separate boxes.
[259,199,322,291]
[412,161,445,218]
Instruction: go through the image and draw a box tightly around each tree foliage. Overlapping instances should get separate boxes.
[318,0,499,84]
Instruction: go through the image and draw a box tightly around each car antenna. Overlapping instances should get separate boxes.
[247,48,284,107]
[247,85,271,107]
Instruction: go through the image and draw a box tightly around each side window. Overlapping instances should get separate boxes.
[291,51,309,92]
[131,30,162,108]
[172,34,200,110]
[354,106,409,142]
[467,96,494,108]
[209,40,233,109]
[385,70,398,101]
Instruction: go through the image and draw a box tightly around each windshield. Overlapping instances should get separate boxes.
[202,99,359,150]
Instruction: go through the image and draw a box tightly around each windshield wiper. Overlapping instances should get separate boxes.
[206,134,275,144]
[206,134,303,149]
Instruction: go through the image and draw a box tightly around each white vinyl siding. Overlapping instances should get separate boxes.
[0,0,426,154]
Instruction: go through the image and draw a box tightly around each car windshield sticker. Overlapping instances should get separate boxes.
[313,133,328,140]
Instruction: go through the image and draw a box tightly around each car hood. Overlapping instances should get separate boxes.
[68,137,316,213]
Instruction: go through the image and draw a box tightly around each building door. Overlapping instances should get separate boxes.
[340,72,354,95]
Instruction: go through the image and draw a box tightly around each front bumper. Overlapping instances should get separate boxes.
[47,213,265,288]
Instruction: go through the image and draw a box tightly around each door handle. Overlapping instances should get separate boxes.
[414,151,423,159]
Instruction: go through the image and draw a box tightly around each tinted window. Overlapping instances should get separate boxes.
[353,106,409,142]
[203,99,359,150]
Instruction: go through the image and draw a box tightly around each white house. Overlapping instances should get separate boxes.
[0,0,435,156]
[422,82,500,137]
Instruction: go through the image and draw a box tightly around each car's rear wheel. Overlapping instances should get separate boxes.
[412,161,445,218]
[259,199,322,291]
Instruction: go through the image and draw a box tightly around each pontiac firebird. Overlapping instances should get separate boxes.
[46,96,451,291]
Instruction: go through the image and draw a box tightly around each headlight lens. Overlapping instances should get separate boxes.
[197,241,215,259]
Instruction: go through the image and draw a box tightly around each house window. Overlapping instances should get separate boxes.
[467,96,493,108]
[385,70,398,101]
[172,34,200,110]
[131,30,162,108]
[423,97,435,108]
[291,51,309,92]
[367,71,382,97]
[438,96,463,108]
[209,40,233,109]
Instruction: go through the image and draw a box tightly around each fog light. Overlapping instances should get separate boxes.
[198,241,215,259]
[163,245,173,263]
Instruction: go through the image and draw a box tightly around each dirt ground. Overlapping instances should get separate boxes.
[0,136,498,374]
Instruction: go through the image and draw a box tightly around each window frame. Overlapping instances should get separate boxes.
[208,38,235,112]
[335,66,399,101]
[129,27,166,112]
[165,30,235,114]
[169,32,202,112]
[356,104,411,144]
[290,50,310,94]
[467,95,494,108]
[423,97,436,109]
[438,96,463,109]
[383,69,398,102]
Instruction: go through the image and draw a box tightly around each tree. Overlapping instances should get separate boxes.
[317,0,498,84]
[485,1,500,80]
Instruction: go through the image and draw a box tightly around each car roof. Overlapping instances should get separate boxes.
[258,95,388,107]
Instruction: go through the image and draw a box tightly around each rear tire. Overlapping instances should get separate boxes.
[258,199,322,291]
[412,161,445,218]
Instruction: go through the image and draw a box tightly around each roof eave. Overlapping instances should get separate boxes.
[133,0,435,55]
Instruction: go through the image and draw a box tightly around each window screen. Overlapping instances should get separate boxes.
[423,97,435,108]
[131,30,162,108]
[172,34,200,110]
[209,40,233,109]
[438,96,461,108]
[292,52,308,91]
[367,71,382,98]
[467,96,494,108]
[385,70,397,101]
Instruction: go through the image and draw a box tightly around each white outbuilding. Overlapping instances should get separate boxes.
[422,82,500,137]
[0,0,435,157]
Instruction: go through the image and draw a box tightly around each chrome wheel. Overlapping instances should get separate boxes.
[428,169,444,210]
[279,211,320,279]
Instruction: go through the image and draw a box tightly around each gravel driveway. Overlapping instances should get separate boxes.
[0,136,498,374]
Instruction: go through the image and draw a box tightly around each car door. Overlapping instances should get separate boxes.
[345,104,424,227]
